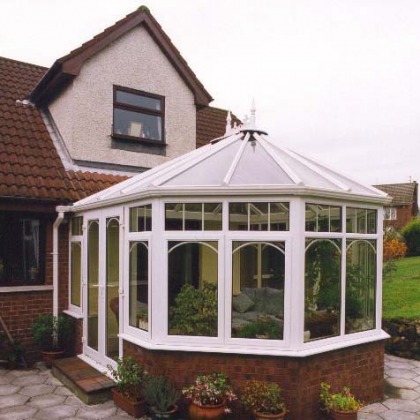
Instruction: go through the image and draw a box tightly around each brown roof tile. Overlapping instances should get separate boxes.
[0,56,236,205]
[374,182,418,206]
[196,106,241,148]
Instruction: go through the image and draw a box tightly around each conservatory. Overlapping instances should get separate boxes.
[61,118,390,417]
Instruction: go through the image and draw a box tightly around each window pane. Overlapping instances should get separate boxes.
[346,240,376,334]
[168,241,218,337]
[106,218,119,359]
[367,210,377,233]
[0,213,45,286]
[87,220,99,351]
[270,202,289,231]
[165,203,183,230]
[229,203,248,230]
[305,239,341,341]
[129,242,149,331]
[114,108,163,141]
[231,241,285,340]
[71,216,83,236]
[249,203,269,231]
[70,242,81,307]
[129,205,152,232]
[306,204,342,232]
[184,203,202,231]
[203,203,222,230]
[116,90,161,111]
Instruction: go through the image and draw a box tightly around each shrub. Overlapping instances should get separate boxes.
[169,282,217,336]
[401,219,420,256]
[143,375,180,413]
[383,237,407,278]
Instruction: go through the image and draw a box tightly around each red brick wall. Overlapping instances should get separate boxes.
[124,340,385,420]
[384,205,415,230]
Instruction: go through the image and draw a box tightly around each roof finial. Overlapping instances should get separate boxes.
[225,110,232,136]
[249,98,256,128]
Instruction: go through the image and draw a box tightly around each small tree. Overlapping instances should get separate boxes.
[401,219,420,256]
[383,236,407,278]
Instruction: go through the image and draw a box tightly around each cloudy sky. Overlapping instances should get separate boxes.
[1,0,419,187]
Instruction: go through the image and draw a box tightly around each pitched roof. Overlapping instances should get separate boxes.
[0,56,231,205]
[196,107,241,148]
[374,182,418,206]
[29,6,212,107]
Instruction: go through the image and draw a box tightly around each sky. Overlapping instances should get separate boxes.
[1,0,419,187]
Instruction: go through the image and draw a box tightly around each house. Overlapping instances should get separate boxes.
[1,6,390,419]
[374,181,418,230]
[0,6,235,363]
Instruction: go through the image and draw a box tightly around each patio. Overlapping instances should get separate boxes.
[0,354,419,420]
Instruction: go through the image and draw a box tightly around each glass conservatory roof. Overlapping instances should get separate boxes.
[71,128,389,211]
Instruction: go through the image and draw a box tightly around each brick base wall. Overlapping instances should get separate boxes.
[124,339,385,420]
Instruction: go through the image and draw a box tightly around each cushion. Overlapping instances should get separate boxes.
[232,292,254,313]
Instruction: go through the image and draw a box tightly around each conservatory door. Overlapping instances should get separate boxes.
[84,211,122,367]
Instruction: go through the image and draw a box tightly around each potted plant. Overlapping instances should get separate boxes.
[143,375,180,419]
[182,372,237,419]
[320,382,364,420]
[240,380,287,419]
[32,313,74,367]
[108,356,147,418]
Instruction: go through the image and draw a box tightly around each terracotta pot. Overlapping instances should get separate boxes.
[112,388,147,418]
[253,408,286,419]
[41,349,65,368]
[188,401,226,419]
[150,404,178,419]
[331,410,358,420]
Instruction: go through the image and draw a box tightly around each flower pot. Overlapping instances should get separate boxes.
[331,410,358,420]
[188,401,226,419]
[112,388,147,418]
[41,349,65,368]
[253,408,287,419]
[150,404,178,419]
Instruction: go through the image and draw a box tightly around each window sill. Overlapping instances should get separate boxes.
[63,309,84,319]
[112,133,166,146]
[0,285,53,293]
[111,134,167,156]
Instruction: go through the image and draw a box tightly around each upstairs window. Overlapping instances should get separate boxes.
[384,207,397,221]
[113,86,164,143]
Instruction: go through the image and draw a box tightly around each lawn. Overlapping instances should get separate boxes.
[382,255,420,319]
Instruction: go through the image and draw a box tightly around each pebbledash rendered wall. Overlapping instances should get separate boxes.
[124,339,386,420]
[48,25,197,170]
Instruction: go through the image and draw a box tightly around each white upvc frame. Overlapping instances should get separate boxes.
[67,217,83,317]
[301,199,383,351]
[76,194,387,366]
[82,205,123,368]
[123,200,153,343]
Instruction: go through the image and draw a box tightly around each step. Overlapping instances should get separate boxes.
[52,356,115,405]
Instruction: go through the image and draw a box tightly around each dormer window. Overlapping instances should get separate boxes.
[113,86,164,143]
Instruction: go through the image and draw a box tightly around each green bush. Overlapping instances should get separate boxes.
[169,282,217,336]
[401,219,420,256]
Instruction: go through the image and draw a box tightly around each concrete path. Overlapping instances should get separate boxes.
[0,354,419,419]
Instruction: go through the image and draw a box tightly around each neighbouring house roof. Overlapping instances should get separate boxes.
[374,182,418,206]
[71,127,390,212]
[0,56,232,205]
[29,6,212,107]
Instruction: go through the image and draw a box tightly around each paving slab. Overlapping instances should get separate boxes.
[0,384,20,396]
[34,404,77,419]
[28,393,66,408]
[0,404,37,420]
[0,393,29,409]
[382,398,420,413]
[19,383,54,397]
[386,377,420,389]
[12,373,47,386]
[360,402,388,414]
[387,369,418,379]
[380,411,420,420]
[398,389,420,401]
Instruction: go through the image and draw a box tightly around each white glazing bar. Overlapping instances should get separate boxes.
[254,133,304,185]
[222,132,250,186]
[283,148,352,192]
[147,133,243,188]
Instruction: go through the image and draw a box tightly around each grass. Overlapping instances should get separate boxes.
[382,256,420,319]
